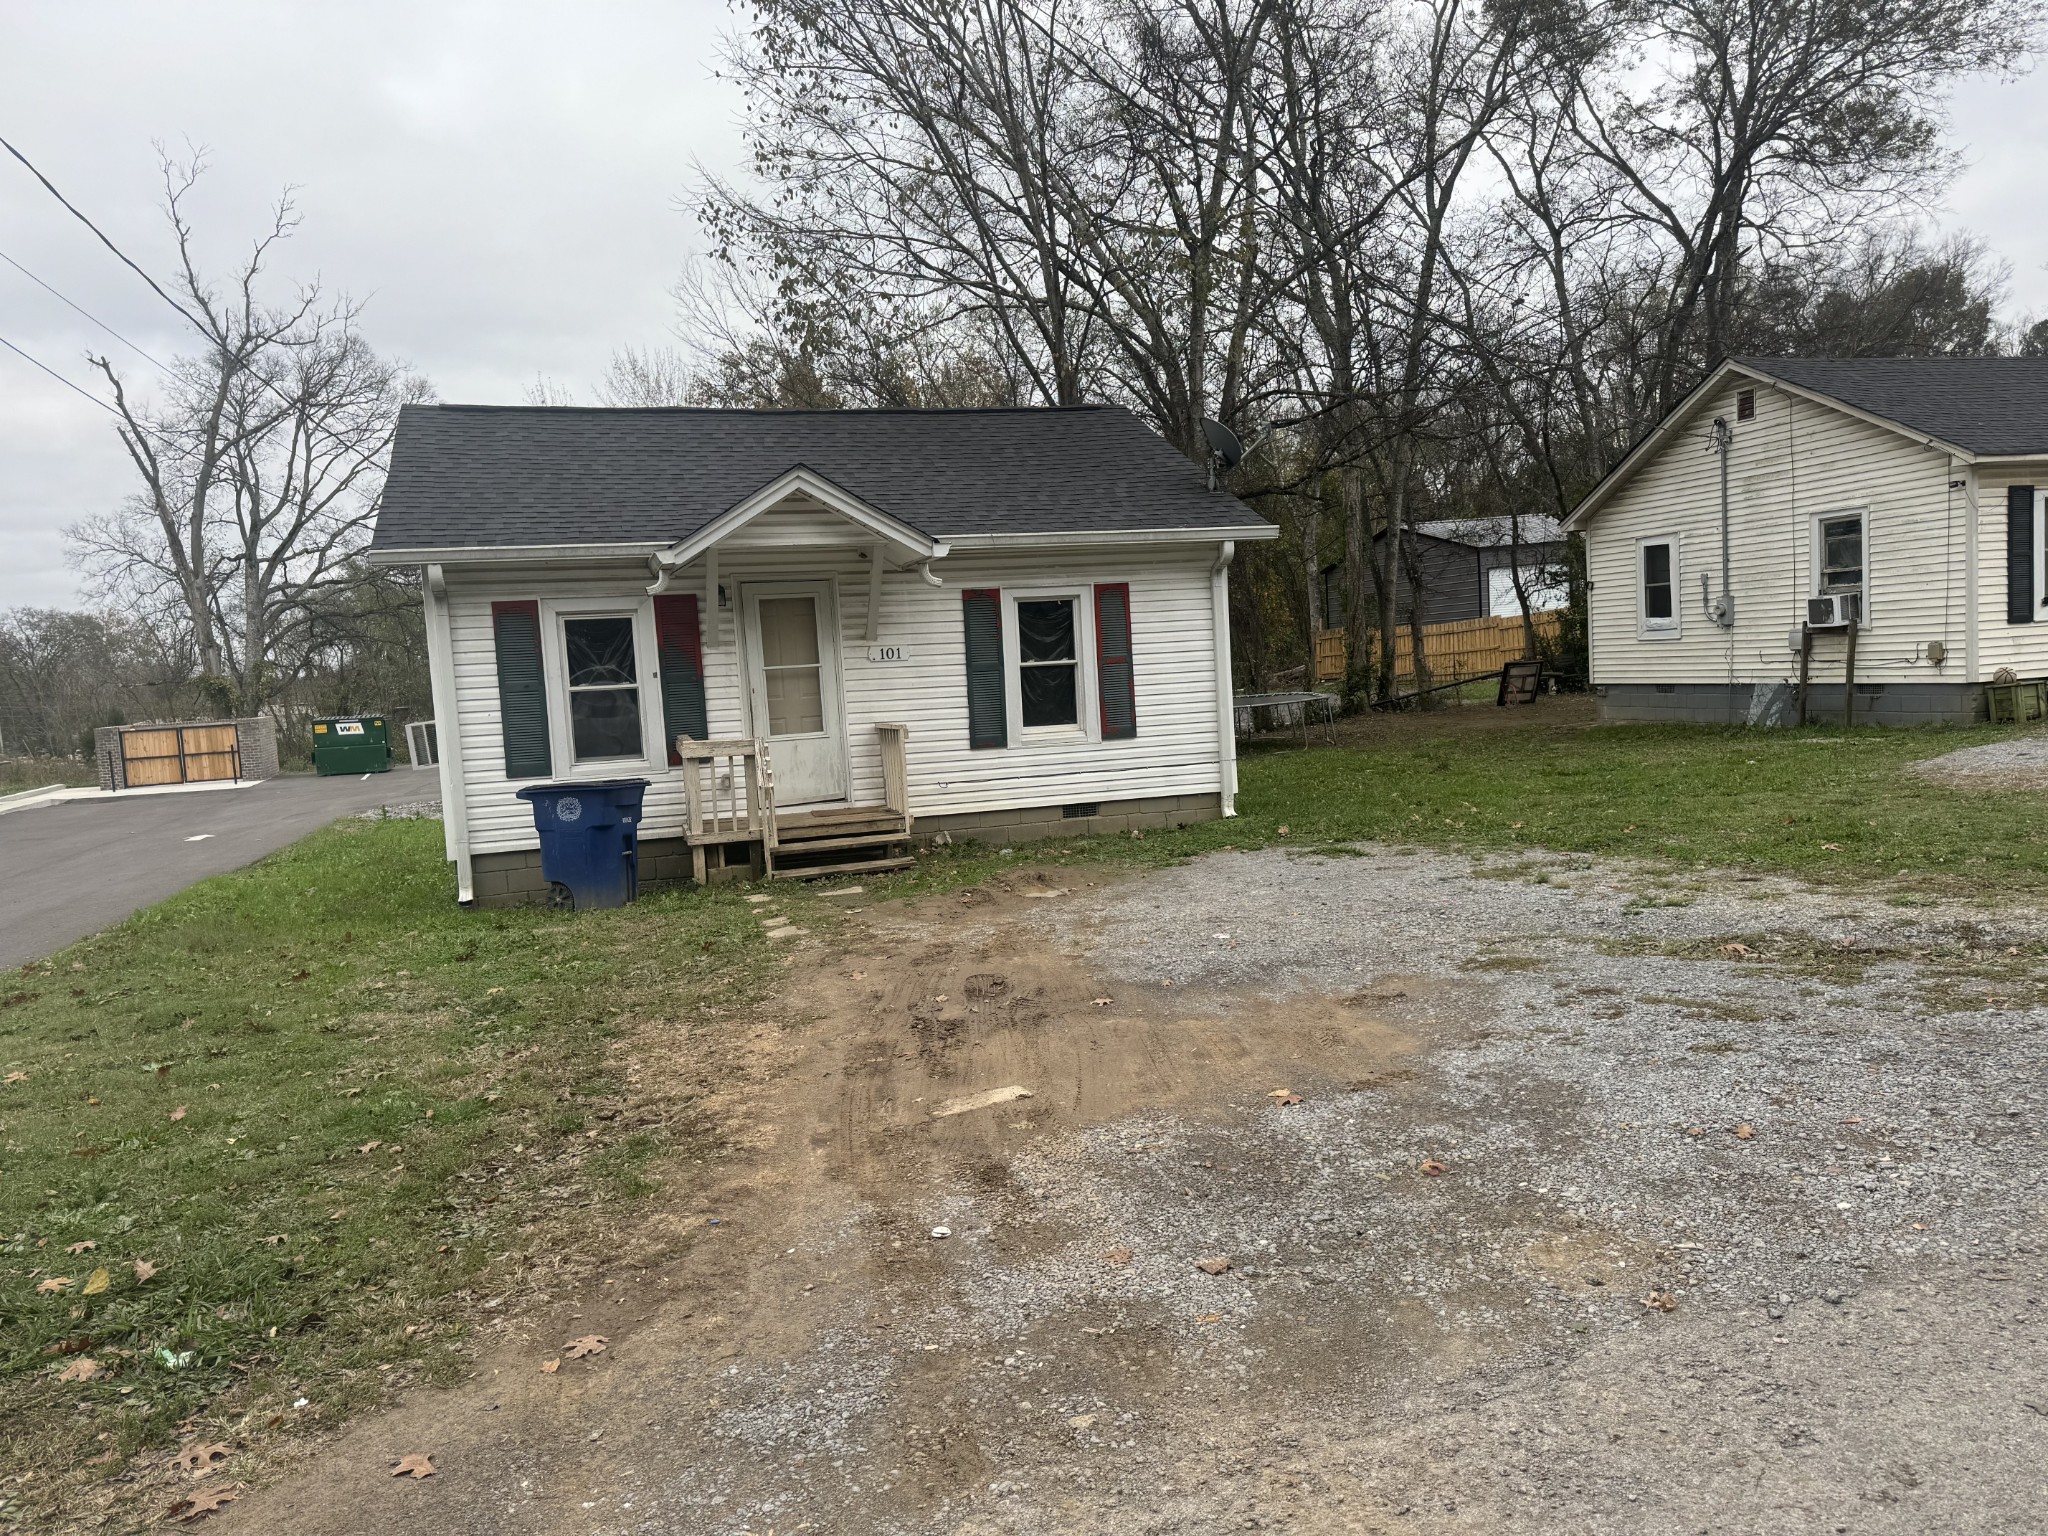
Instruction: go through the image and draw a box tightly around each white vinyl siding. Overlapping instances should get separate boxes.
[1977,470,2048,677]
[1583,380,2021,686]
[441,538,1225,857]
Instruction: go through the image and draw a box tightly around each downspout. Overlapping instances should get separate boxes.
[423,564,474,905]
[1963,466,1981,683]
[1212,540,1238,816]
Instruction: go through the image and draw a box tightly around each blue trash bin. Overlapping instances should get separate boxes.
[514,779,650,910]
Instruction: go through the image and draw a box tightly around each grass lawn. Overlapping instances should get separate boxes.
[3,710,2038,1526]
[1177,716,2048,897]
[0,816,783,1529]
[1,757,98,796]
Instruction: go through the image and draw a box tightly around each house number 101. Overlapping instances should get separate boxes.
[866,644,911,662]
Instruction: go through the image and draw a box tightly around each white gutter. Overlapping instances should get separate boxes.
[946,525,1279,549]
[423,564,475,904]
[367,541,670,568]
[1212,540,1238,817]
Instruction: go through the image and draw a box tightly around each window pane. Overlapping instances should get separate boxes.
[571,687,642,759]
[1018,599,1075,663]
[1822,517,1862,590]
[1643,543,1673,620]
[565,616,637,686]
[757,597,821,668]
[764,665,825,735]
[1021,661,1078,727]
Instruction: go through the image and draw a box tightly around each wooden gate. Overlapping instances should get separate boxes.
[120,724,241,787]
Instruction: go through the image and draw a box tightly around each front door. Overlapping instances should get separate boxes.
[742,581,847,806]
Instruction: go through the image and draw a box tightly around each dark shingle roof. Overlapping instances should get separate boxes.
[1733,356,2048,456]
[369,403,1269,552]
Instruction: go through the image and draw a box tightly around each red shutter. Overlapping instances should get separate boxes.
[1095,583,1136,739]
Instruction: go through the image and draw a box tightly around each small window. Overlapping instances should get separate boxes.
[1820,514,1863,593]
[563,615,643,761]
[1017,598,1079,727]
[1640,538,1677,633]
[1736,388,1755,421]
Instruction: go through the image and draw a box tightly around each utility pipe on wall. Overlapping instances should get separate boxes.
[1212,540,1238,816]
[1701,417,1736,629]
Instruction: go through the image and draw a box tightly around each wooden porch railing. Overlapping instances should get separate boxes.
[875,722,911,828]
[677,738,779,884]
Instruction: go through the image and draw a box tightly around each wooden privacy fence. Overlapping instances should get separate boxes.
[1312,611,1563,687]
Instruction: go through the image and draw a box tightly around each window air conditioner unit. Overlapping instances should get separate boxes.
[1807,592,1860,628]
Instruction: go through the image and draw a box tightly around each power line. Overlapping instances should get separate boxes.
[0,330,118,414]
[0,133,202,332]
[0,244,171,373]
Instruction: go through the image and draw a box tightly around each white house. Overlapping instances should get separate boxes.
[366,403,1276,905]
[1565,357,2048,725]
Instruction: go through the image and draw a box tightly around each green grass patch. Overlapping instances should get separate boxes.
[1015,720,2048,898]
[0,817,781,1521]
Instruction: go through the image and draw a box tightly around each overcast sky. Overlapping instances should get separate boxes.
[2,2,2044,612]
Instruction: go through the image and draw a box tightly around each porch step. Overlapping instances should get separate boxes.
[772,830,913,855]
[769,854,915,881]
[776,812,908,842]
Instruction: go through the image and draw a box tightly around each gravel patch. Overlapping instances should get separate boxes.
[1908,733,2048,786]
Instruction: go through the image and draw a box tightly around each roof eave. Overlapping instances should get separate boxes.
[1563,360,1983,534]
[364,541,673,568]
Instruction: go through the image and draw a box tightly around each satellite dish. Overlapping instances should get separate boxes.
[1201,417,1244,469]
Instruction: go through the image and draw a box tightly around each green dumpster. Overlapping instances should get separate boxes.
[311,714,392,775]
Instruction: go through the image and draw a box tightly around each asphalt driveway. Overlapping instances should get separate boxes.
[0,772,440,968]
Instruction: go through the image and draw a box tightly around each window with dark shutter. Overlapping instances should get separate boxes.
[1095,583,1136,739]
[961,588,1007,749]
[2010,485,2037,625]
[491,600,553,779]
[652,594,710,762]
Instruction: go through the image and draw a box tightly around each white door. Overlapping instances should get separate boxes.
[742,582,847,806]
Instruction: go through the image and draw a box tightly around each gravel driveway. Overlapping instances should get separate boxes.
[213,844,2048,1536]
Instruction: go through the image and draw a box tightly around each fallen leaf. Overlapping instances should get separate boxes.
[1090,997,1112,1007]
[540,1358,560,1374]
[1641,1289,1678,1313]
[1102,1246,1133,1267]
[1267,1088,1302,1107]
[56,1356,102,1383]
[1419,1159,1449,1177]
[3,1071,25,1085]
[170,1105,187,1122]
[173,1442,230,1473]
[81,1267,111,1295]
[1194,1256,1232,1275]
[357,1140,383,1154]
[1733,1123,1754,1141]
[1195,1312,1223,1325]
[37,1276,73,1294]
[1510,821,1524,829]
[1821,842,1842,851]
[1684,1126,1707,1138]
[391,1454,437,1479]
[133,1259,159,1283]
[167,1486,238,1521]
[563,1334,607,1359]
[1718,942,1753,957]
[1067,1413,1098,1429]
[67,1240,97,1255]
[1276,825,1289,836]
[849,970,867,981]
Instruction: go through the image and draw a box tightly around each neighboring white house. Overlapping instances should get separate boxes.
[1565,357,2048,725]
[366,403,1276,905]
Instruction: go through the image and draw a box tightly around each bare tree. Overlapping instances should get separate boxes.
[73,151,427,716]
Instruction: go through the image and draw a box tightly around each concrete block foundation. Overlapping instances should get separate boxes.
[1597,681,1986,727]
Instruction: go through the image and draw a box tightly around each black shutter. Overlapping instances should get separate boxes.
[1095,582,1137,739]
[652,593,709,762]
[961,588,1007,749]
[2010,485,2038,625]
[491,600,553,779]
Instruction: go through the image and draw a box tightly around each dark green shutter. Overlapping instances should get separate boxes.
[2010,485,2038,624]
[961,588,1007,749]
[491,600,552,778]
[652,593,709,762]
[1095,582,1136,739]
